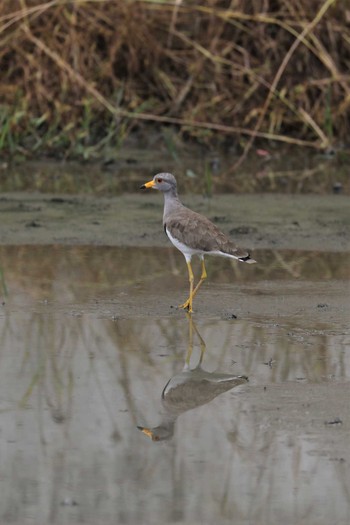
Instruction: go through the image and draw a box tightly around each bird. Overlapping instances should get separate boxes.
[138,314,248,441]
[140,172,256,313]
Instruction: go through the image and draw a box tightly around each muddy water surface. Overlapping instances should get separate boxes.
[0,245,349,525]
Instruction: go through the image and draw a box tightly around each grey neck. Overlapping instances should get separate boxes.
[163,189,182,219]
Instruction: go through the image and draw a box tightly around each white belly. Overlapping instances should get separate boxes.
[166,227,242,263]
[166,228,203,260]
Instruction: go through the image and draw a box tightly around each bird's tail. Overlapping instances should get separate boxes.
[238,254,257,264]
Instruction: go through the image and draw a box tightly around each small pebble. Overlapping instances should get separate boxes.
[61,498,78,507]
[324,417,343,426]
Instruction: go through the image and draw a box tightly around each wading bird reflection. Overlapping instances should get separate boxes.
[138,314,248,442]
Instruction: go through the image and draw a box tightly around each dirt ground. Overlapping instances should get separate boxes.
[0,191,349,251]
[0,190,349,346]
[1,189,348,324]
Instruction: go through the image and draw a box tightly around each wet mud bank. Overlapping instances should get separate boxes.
[0,192,349,251]
[0,191,349,525]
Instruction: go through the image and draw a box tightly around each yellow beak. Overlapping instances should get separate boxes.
[137,426,154,439]
[140,179,155,189]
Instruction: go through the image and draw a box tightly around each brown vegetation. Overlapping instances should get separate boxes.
[0,0,349,159]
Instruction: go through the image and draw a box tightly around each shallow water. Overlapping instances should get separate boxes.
[0,246,349,525]
[1,147,350,195]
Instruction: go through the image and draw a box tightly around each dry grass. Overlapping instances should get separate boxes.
[0,0,349,160]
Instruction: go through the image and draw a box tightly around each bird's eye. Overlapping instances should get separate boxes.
[157,178,163,183]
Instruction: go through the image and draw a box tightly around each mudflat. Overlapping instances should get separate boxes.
[0,190,349,525]
[0,191,349,251]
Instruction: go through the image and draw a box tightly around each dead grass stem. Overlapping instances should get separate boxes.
[0,0,349,159]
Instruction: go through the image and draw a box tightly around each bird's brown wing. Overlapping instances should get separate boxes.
[165,207,251,259]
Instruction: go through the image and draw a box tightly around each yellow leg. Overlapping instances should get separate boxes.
[178,260,194,312]
[193,258,207,299]
[179,259,207,312]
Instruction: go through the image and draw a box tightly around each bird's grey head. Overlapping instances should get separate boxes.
[140,172,177,193]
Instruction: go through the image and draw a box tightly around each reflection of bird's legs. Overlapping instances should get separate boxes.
[178,258,194,312]
[184,312,207,367]
[179,257,207,312]
[191,316,206,366]
[185,312,194,366]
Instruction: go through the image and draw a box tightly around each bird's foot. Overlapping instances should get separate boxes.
[178,299,193,313]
